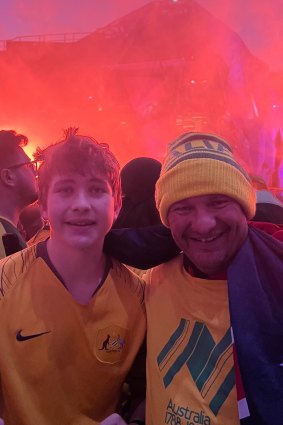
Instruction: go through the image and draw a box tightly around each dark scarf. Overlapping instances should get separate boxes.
[228,226,283,425]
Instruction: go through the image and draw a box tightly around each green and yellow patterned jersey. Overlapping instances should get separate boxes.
[145,255,240,425]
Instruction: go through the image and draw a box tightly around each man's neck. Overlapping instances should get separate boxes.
[183,255,227,280]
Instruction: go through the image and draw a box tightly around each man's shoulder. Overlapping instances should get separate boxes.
[0,245,37,298]
[0,216,27,257]
[144,254,183,283]
[0,216,16,231]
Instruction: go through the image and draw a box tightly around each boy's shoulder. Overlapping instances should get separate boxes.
[0,245,37,299]
[111,258,145,305]
[27,225,50,246]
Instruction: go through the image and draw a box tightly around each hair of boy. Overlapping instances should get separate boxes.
[36,128,122,210]
[0,130,28,168]
[155,132,256,226]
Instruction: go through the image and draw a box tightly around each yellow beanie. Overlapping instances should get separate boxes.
[156,132,256,226]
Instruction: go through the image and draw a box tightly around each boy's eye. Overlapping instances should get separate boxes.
[90,186,105,194]
[57,187,73,194]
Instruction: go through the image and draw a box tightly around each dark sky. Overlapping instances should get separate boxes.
[0,0,282,70]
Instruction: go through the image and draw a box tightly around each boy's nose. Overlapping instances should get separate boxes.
[72,191,91,210]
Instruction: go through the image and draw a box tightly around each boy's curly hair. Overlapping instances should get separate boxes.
[36,127,121,209]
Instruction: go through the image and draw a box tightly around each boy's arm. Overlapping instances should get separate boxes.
[104,224,180,269]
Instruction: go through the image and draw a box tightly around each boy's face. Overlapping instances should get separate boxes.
[168,194,248,276]
[42,171,118,251]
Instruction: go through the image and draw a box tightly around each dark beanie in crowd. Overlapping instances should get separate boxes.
[113,157,162,228]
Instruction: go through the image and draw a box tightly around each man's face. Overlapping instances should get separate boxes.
[14,150,38,206]
[42,171,117,251]
[168,194,248,275]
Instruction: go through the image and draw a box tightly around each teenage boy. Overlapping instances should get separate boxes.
[0,130,146,424]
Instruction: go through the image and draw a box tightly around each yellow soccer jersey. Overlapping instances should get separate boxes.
[145,255,240,425]
[0,244,146,425]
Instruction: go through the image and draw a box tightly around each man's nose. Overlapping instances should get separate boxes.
[190,209,216,234]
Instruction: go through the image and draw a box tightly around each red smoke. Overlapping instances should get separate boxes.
[0,0,282,188]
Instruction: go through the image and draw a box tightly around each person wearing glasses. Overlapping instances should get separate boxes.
[0,129,38,258]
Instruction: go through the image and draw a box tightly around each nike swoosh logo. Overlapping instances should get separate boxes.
[16,329,50,341]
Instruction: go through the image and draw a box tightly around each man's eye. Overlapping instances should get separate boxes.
[172,206,193,213]
[211,199,228,207]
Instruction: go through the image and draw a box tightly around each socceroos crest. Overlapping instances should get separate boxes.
[95,325,128,364]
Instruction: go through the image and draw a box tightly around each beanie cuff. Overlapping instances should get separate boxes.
[156,158,256,226]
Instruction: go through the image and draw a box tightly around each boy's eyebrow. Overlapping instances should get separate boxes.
[88,176,109,185]
[53,176,107,186]
[53,178,75,186]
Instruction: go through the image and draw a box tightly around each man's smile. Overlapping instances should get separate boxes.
[188,232,225,244]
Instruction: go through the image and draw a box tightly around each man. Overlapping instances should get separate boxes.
[144,132,283,425]
[104,132,283,425]
[0,130,38,257]
[0,129,146,424]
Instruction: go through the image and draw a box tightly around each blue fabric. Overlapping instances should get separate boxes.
[228,226,283,425]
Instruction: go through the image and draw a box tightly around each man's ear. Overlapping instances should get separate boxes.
[0,168,16,187]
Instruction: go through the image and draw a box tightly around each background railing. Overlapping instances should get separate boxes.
[0,32,90,50]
